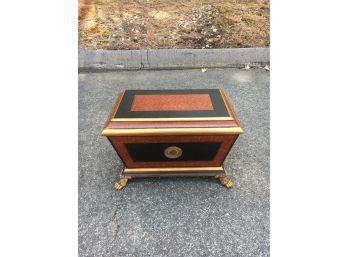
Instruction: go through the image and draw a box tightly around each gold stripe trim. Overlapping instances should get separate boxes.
[124,166,223,173]
[101,127,243,136]
[111,116,233,122]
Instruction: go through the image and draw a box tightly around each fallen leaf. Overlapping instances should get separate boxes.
[264,64,270,71]
[149,11,170,20]
[201,68,207,72]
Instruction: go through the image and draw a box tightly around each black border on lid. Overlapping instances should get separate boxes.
[114,89,230,119]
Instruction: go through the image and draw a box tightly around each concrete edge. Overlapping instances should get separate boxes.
[79,48,269,71]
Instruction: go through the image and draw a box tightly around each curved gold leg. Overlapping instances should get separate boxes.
[217,175,233,188]
[114,177,128,190]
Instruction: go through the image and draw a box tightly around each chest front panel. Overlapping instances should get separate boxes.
[108,135,238,168]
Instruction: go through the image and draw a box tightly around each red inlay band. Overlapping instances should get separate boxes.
[131,94,214,111]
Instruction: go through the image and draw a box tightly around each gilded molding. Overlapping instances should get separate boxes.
[124,166,224,173]
[101,127,243,136]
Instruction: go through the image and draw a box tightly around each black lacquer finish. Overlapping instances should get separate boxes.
[115,89,230,119]
[125,142,222,162]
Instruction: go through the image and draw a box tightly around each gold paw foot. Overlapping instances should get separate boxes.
[114,177,128,190]
[218,175,233,188]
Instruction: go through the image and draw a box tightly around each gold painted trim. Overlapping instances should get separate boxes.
[124,166,223,173]
[101,127,243,136]
[111,116,233,122]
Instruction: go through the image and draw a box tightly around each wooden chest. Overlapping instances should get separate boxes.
[101,89,243,190]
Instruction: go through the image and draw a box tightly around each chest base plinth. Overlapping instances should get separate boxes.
[113,166,233,190]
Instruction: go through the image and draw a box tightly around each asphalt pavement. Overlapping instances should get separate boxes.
[79,67,270,257]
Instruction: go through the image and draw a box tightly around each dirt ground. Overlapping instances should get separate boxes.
[78,0,269,50]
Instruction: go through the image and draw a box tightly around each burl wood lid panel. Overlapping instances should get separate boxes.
[114,89,231,120]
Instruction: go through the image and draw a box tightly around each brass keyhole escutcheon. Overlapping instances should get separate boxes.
[164,146,183,159]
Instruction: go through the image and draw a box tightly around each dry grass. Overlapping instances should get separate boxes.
[78,0,269,49]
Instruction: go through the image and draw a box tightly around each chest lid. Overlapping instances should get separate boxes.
[102,89,243,136]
